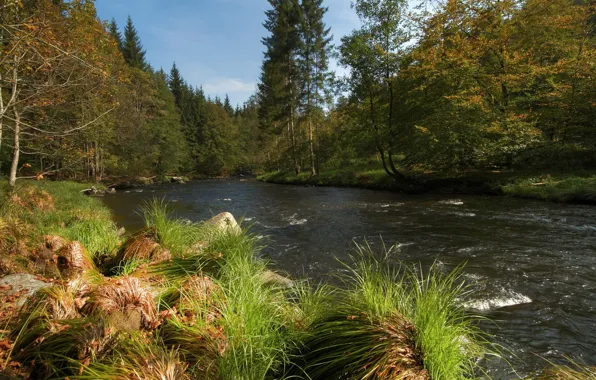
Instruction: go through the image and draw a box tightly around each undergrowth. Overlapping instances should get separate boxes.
[0,182,538,379]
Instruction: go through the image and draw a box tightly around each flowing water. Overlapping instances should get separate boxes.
[102,179,596,378]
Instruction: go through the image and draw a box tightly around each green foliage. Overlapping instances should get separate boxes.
[0,180,120,258]
[122,16,147,70]
[502,174,596,204]
[290,243,489,380]
[140,199,201,257]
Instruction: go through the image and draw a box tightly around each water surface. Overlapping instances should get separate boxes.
[102,179,596,378]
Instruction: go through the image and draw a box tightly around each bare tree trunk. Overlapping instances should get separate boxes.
[9,109,20,187]
[308,117,315,176]
[289,114,300,174]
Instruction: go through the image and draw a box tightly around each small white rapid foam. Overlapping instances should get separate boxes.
[438,199,464,206]
[285,213,307,226]
[464,289,532,311]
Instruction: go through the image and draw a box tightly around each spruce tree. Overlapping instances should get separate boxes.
[298,0,332,175]
[123,16,148,70]
[259,0,302,173]
[108,18,123,52]
[224,94,234,116]
[168,62,184,109]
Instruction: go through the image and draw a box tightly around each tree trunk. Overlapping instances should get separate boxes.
[9,109,20,187]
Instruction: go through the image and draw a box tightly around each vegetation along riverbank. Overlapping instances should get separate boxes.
[0,181,593,379]
[259,169,596,205]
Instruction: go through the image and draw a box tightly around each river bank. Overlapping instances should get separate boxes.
[258,169,596,205]
[0,180,486,378]
[0,180,593,378]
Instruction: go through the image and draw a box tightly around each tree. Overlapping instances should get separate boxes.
[168,62,184,108]
[259,0,303,174]
[339,0,410,179]
[108,18,123,52]
[1,0,120,186]
[122,16,147,70]
[224,94,234,116]
[298,0,332,175]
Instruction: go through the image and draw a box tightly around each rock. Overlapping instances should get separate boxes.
[205,212,242,235]
[0,274,52,306]
[261,270,294,287]
[170,176,188,184]
[81,186,101,196]
[82,187,116,197]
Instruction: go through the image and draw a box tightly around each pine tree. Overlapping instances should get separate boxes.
[168,62,184,108]
[122,16,148,70]
[224,94,234,116]
[298,0,332,175]
[107,18,123,52]
[259,0,303,173]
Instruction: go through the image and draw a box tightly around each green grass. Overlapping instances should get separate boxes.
[501,174,596,204]
[0,180,120,259]
[287,242,490,380]
[1,188,520,379]
[140,198,204,257]
[258,166,399,191]
[259,168,596,204]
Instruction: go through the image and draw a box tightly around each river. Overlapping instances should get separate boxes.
[101,179,596,378]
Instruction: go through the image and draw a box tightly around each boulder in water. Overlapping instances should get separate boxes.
[205,212,241,235]
[170,176,188,184]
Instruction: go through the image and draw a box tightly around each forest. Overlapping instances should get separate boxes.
[1,0,594,189]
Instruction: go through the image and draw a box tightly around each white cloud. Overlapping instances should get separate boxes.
[203,78,256,97]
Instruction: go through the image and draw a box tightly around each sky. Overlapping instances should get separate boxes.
[95,0,361,106]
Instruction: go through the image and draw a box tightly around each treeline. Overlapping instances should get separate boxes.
[258,0,596,177]
[0,0,259,186]
[2,0,594,187]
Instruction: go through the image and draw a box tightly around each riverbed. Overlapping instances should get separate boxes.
[102,179,596,378]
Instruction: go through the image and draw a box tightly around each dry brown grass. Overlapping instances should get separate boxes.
[126,347,190,380]
[84,276,158,330]
[539,363,596,379]
[42,285,80,320]
[373,314,429,380]
[56,241,95,279]
[116,228,171,264]
[8,188,55,212]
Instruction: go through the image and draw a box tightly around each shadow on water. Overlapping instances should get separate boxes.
[102,179,596,379]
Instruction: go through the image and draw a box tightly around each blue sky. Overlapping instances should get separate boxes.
[95,0,361,106]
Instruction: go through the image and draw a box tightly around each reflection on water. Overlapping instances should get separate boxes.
[102,179,596,378]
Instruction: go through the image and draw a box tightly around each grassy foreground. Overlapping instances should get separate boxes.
[0,180,590,379]
[258,169,596,205]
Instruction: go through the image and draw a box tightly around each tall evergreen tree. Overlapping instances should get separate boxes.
[122,15,147,70]
[168,62,184,108]
[259,0,303,173]
[107,18,123,52]
[224,94,234,116]
[298,0,332,175]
